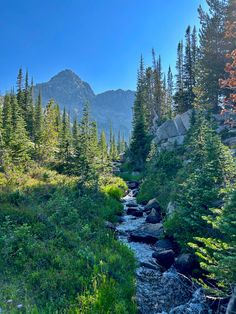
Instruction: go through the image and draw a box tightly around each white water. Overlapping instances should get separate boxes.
[117,190,157,265]
[116,187,211,314]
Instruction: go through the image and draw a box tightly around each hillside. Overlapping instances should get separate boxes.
[33,69,135,138]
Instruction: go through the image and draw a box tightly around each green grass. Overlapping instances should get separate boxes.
[0,167,136,313]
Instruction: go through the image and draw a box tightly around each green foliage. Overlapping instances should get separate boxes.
[137,149,182,208]
[0,169,136,312]
[165,113,236,248]
[190,188,236,292]
[129,56,152,171]
[197,0,229,111]
[100,176,127,201]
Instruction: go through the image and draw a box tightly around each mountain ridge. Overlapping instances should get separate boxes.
[33,69,135,138]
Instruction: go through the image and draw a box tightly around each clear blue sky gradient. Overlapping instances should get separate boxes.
[0,0,208,94]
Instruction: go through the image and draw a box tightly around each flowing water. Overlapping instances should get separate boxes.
[116,185,212,314]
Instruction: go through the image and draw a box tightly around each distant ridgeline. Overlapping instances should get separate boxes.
[33,69,135,140]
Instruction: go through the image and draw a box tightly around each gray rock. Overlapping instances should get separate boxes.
[152,249,175,269]
[167,135,185,145]
[154,239,176,252]
[174,115,187,135]
[146,208,162,224]
[126,201,138,207]
[130,223,164,243]
[156,120,178,142]
[174,253,199,275]
[155,110,192,144]
[127,181,139,189]
[144,198,162,212]
[169,288,211,314]
[127,207,143,217]
[180,110,192,130]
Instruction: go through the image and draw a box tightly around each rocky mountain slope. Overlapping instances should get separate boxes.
[33,69,135,139]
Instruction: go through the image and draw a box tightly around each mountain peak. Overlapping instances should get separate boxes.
[50,69,82,82]
[33,70,135,139]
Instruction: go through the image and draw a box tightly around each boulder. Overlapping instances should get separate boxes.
[126,207,143,217]
[127,181,139,189]
[130,223,164,244]
[145,208,162,224]
[155,120,178,142]
[174,253,199,275]
[152,249,175,269]
[154,239,176,252]
[126,201,138,207]
[174,115,187,135]
[154,110,192,144]
[180,110,192,130]
[167,135,185,146]
[144,198,162,212]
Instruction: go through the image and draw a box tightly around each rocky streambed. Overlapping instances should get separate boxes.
[116,181,213,314]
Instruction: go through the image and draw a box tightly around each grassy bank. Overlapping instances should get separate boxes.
[0,167,136,313]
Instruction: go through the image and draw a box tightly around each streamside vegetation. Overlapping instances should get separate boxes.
[125,0,236,310]
[0,71,135,313]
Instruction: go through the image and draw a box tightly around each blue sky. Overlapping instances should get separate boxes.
[0,0,208,94]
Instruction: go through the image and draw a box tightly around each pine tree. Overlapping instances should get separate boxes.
[2,94,13,145]
[41,100,59,163]
[34,93,44,160]
[166,113,236,247]
[167,66,174,118]
[129,56,151,170]
[198,0,229,111]
[145,66,154,128]
[117,130,122,155]
[8,95,31,169]
[58,108,72,163]
[24,76,34,138]
[16,68,24,112]
[191,189,236,292]
[191,26,198,88]
[121,133,126,153]
[72,117,79,149]
[99,130,109,174]
[111,133,118,160]
[183,26,195,109]
[73,102,98,183]
[153,53,164,121]
[174,41,185,113]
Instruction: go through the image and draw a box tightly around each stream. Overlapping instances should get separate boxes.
[116,182,213,314]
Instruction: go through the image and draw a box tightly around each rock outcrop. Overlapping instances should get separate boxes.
[153,110,192,150]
